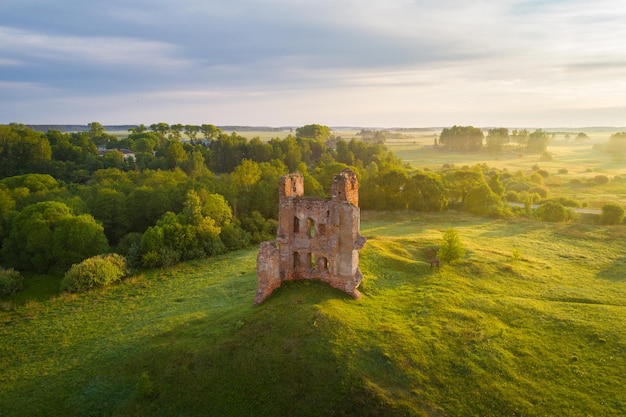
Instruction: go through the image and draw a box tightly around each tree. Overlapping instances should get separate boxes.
[527,129,550,153]
[535,201,570,222]
[600,203,625,225]
[606,132,626,154]
[464,182,504,217]
[486,128,509,153]
[488,173,505,196]
[87,122,112,147]
[0,125,52,178]
[169,123,184,141]
[437,228,466,263]
[510,129,529,149]
[295,124,332,142]
[443,166,484,204]
[184,124,200,142]
[404,171,447,212]
[200,124,221,142]
[439,125,483,151]
[1,201,109,273]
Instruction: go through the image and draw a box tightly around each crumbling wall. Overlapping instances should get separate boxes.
[254,168,366,305]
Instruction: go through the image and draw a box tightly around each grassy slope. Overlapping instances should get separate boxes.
[1,212,625,416]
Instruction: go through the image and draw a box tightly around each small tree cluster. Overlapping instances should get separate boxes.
[535,201,572,222]
[600,203,625,225]
[60,254,129,292]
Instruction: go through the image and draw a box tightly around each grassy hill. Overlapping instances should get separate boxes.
[1,212,625,416]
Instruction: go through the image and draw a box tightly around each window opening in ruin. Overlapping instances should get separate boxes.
[309,253,316,270]
[319,257,328,270]
[326,210,330,219]
[318,223,326,235]
[292,179,297,193]
[294,216,300,233]
[307,218,315,238]
[293,252,300,269]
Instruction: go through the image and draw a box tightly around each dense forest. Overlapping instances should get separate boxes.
[1,123,624,295]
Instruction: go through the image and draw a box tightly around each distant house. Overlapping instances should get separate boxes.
[98,148,136,160]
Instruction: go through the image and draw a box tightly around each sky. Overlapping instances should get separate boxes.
[1,0,626,128]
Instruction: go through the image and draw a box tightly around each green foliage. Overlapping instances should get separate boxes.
[60,254,129,292]
[527,129,550,152]
[487,173,505,196]
[295,124,332,142]
[404,170,448,212]
[0,268,24,296]
[486,127,509,153]
[600,203,625,225]
[535,201,571,222]
[0,125,52,178]
[1,201,109,273]
[464,182,504,217]
[437,228,466,263]
[439,125,484,151]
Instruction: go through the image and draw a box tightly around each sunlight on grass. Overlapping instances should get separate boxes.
[1,214,625,416]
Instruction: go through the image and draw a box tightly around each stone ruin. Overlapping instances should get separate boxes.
[254,168,366,304]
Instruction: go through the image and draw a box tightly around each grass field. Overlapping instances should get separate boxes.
[1,212,625,416]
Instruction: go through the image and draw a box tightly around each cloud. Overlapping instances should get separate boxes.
[1,0,626,126]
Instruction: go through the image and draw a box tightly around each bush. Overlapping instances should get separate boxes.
[0,268,24,296]
[558,168,568,174]
[141,247,181,269]
[592,175,610,185]
[535,202,571,222]
[600,203,625,225]
[60,254,129,292]
[437,228,466,263]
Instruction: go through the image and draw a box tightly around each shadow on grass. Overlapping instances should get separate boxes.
[597,256,626,282]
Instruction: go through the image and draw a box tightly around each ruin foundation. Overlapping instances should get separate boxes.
[254,168,366,304]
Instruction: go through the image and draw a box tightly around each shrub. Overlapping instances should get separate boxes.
[0,268,24,296]
[60,254,129,292]
[535,201,571,222]
[600,203,625,225]
[437,228,466,263]
[536,169,550,178]
[592,175,609,185]
[141,247,181,269]
[558,168,568,174]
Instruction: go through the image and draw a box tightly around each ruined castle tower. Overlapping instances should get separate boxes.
[254,168,366,305]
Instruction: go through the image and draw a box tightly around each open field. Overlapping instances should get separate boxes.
[1,212,625,416]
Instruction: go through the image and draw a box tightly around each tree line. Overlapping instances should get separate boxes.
[1,123,623,294]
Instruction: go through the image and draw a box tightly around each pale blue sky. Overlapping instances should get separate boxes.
[1,0,625,127]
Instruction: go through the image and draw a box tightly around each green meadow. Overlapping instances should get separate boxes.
[2,212,625,416]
